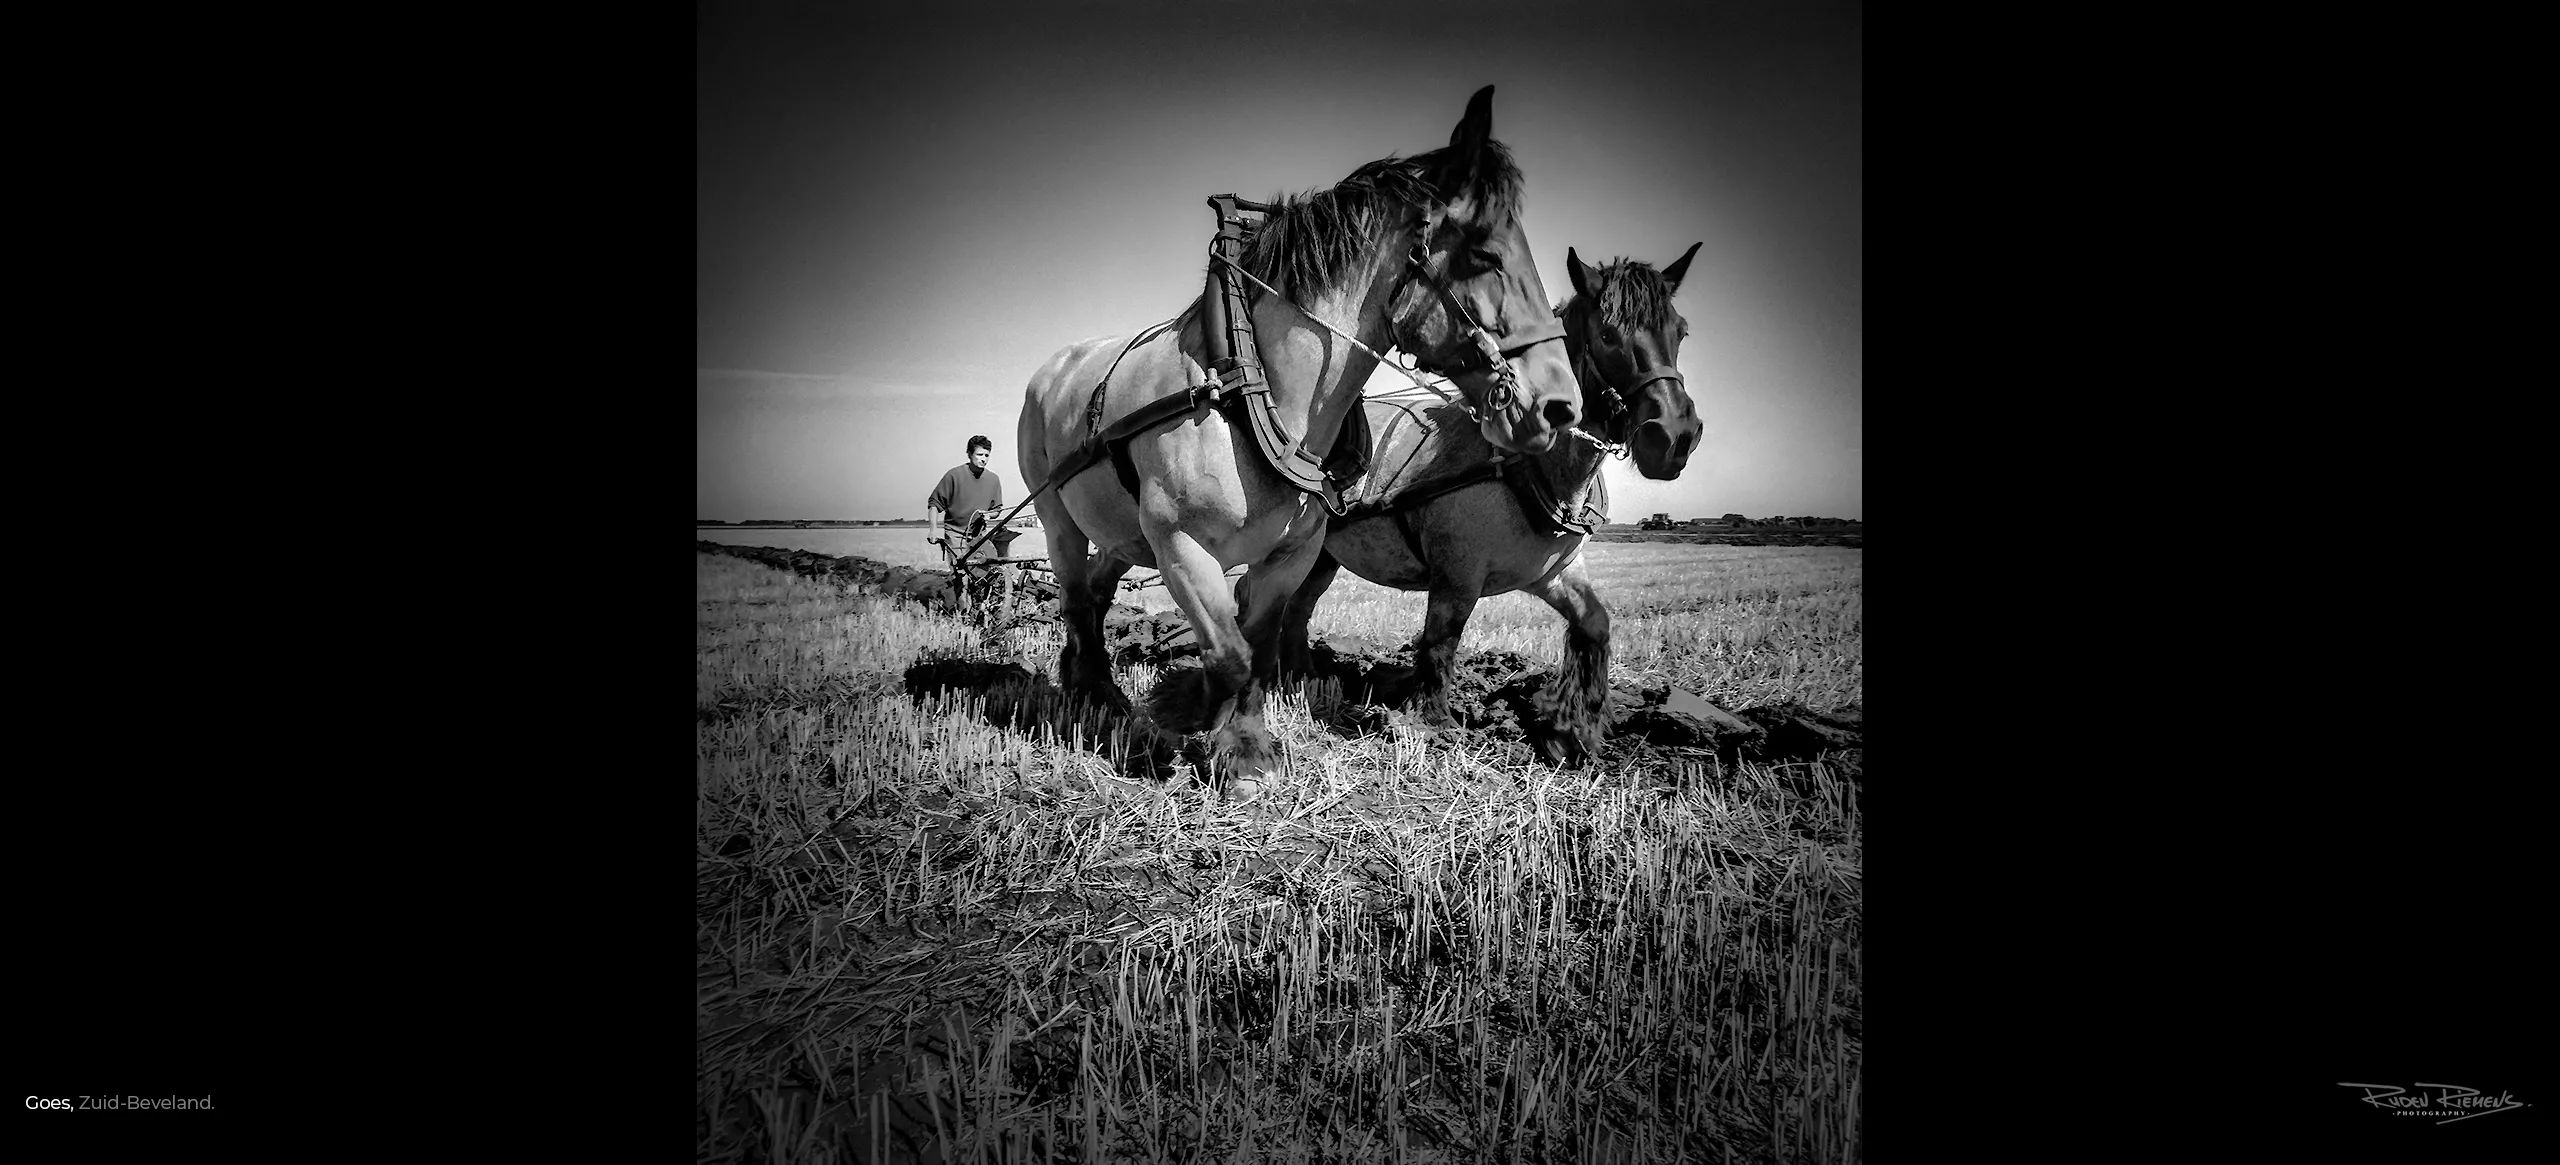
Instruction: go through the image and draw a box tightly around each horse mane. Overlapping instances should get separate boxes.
[1236,139,1525,304]
[1571,257,1679,336]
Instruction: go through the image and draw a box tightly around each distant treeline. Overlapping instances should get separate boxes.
[698,514,1856,531]
[1592,531,1863,548]
[698,519,930,528]
[1625,513,1861,531]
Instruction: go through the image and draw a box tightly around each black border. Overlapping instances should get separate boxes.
[30,1,2534,1158]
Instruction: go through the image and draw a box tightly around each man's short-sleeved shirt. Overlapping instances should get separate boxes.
[928,465,1004,519]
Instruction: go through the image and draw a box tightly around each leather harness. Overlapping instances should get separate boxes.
[1066,193,1558,517]
[1326,297,1677,540]
[946,194,1599,569]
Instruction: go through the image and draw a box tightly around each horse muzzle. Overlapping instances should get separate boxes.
[1470,336,1576,455]
[1631,417,1697,479]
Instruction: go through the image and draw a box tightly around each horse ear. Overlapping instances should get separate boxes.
[1433,86,1496,198]
[1567,246,1595,302]
[1661,242,1702,294]
[1449,86,1495,152]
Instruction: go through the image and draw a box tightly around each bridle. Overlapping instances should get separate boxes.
[1383,225,1566,423]
[1559,298,1684,459]
[1208,213,1566,428]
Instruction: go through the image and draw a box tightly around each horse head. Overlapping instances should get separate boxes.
[1382,87,1580,456]
[1561,242,1703,479]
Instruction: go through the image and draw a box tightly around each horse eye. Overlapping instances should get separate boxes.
[1469,248,1501,271]
[1601,325,1621,344]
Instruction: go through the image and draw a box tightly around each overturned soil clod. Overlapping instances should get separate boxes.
[1104,608,1197,664]
[1302,636,1862,769]
[900,655,1183,779]
[708,542,1858,772]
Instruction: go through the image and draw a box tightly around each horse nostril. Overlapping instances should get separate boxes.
[1541,399,1577,430]
[1673,431,1695,460]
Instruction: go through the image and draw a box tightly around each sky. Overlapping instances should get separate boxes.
[698,0,1860,522]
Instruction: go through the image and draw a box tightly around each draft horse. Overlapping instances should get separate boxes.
[1279,244,1706,765]
[1016,87,1583,787]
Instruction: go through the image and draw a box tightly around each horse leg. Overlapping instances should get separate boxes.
[1081,546,1137,676]
[1149,532,1253,768]
[1410,585,1480,729]
[1151,529,1316,790]
[1226,529,1328,792]
[1085,548,1136,609]
[1240,531,1325,691]
[1526,558,1611,766]
[1276,547,1341,681]
[1035,495,1129,714]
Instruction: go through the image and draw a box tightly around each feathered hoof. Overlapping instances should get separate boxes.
[1071,681,1132,720]
[1221,774,1272,803]
[1532,693,1606,768]
[1534,726,1600,769]
[1212,724,1282,785]
[1142,666,1218,733]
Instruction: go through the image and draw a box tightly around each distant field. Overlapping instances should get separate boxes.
[695,526,963,570]
[697,540,1861,1163]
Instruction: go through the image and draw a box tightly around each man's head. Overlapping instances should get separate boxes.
[967,435,992,470]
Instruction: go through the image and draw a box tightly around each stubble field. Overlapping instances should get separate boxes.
[698,541,1862,1163]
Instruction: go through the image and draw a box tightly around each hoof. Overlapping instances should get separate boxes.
[1072,682,1132,718]
[1222,774,1271,803]
[1217,746,1281,780]
[1535,735,1569,766]
[1142,668,1217,733]
[1212,729,1282,783]
[1534,733,1591,769]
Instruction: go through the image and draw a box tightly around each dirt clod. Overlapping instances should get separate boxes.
[706,542,1860,771]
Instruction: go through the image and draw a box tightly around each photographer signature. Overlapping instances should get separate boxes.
[2338,1082,2529,1124]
